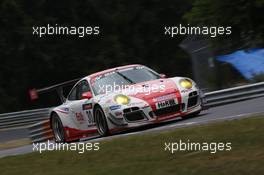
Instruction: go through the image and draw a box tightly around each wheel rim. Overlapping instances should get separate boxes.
[52,117,64,142]
[95,108,107,135]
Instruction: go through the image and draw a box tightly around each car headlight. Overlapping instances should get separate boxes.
[114,94,130,105]
[179,79,193,89]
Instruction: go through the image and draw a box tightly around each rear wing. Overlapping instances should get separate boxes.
[29,78,81,103]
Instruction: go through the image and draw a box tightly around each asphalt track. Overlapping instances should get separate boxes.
[0,128,29,142]
[0,97,264,158]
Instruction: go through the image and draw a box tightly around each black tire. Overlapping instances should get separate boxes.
[94,106,110,136]
[51,113,65,143]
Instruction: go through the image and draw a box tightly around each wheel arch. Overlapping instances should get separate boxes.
[49,111,59,129]
[93,103,102,114]
[93,103,110,136]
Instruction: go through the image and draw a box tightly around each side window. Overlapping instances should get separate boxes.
[68,80,90,101]
[76,80,90,100]
[81,80,90,93]
[68,86,78,101]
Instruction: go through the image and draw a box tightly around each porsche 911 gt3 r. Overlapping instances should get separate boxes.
[50,64,205,142]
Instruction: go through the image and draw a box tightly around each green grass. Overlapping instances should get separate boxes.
[1,116,264,175]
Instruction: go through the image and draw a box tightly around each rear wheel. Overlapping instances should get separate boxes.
[51,114,65,143]
[94,106,110,136]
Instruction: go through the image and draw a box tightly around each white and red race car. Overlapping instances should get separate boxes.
[50,64,204,142]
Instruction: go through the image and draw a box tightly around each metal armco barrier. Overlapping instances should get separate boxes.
[0,82,263,142]
[28,120,53,143]
[204,82,264,107]
[0,108,50,129]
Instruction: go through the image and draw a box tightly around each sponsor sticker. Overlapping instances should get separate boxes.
[82,103,93,110]
[61,107,70,112]
[135,66,144,69]
[127,102,145,107]
[181,89,193,93]
[56,107,69,114]
[76,112,85,121]
[109,105,121,111]
[153,94,177,102]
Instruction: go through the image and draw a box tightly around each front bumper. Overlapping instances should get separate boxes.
[107,90,202,130]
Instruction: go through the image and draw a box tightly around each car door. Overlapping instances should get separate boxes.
[78,80,96,128]
[66,80,93,130]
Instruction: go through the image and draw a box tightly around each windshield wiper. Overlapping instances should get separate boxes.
[116,71,134,84]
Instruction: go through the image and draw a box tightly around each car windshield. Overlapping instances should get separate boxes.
[92,67,161,95]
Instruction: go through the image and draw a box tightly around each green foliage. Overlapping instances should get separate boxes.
[0,0,193,112]
[184,0,264,50]
[0,0,263,112]
[252,73,264,82]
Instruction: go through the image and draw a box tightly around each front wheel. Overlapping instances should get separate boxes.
[94,106,110,136]
[51,114,65,143]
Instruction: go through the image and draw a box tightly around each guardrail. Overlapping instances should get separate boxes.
[0,82,264,142]
[0,108,50,129]
[204,82,264,107]
[28,120,53,143]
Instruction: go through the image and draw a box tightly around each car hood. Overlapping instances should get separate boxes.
[95,78,180,103]
[119,78,178,100]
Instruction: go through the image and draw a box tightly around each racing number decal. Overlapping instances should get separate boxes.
[82,103,95,126]
[86,110,95,126]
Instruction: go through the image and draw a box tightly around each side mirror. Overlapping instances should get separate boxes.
[81,91,93,99]
[160,73,166,78]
